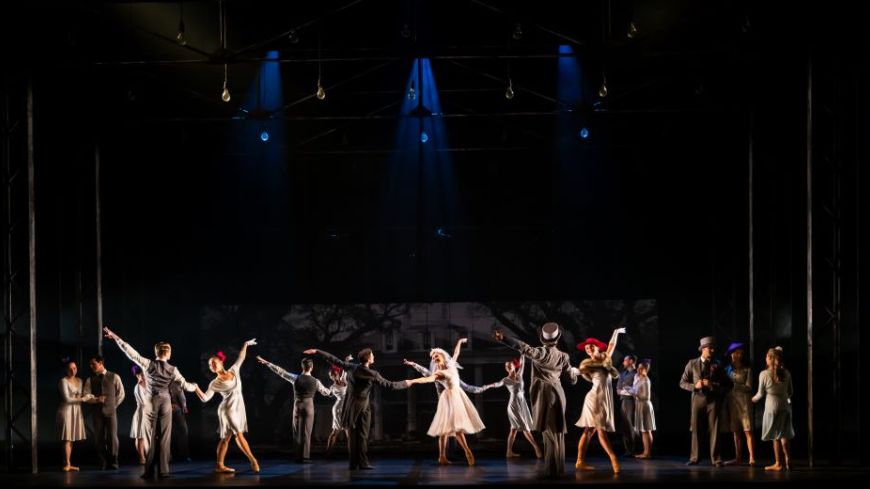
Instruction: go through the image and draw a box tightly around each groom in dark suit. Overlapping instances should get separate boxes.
[304,347,409,470]
[84,356,125,470]
[679,336,732,466]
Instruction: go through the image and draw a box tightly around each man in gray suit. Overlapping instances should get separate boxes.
[680,336,733,466]
[84,355,125,470]
[494,323,578,479]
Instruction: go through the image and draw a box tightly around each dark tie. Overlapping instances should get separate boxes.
[701,361,710,380]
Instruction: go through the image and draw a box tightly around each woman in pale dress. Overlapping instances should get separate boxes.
[574,327,626,474]
[724,342,756,466]
[406,338,485,466]
[130,365,152,464]
[57,358,91,471]
[326,362,350,455]
[630,359,656,458]
[752,347,794,471]
[195,339,259,473]
[481,356,542,458]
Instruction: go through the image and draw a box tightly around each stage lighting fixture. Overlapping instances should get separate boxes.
[512,23,523,40]
[420,130,429,143]
[408,80,416,100]
[221,64,231,102]
[579,127,589,139]
[505,79,515,99]
[288,29,299,43]
[176,21,186,45]
[627,21,638,39]
[316,80,326,100]
[401,23,412,39]
[260,129,270,142]
[598,74,608,98]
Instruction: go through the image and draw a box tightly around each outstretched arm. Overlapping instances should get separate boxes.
[403,359,432,376]
[407,373,440,385]
[518,356,526,377]
[103,326,151,370]
[304,349,354,370]
[315,379,332,397]
[605,327,626,359]
[257,356,298,384]
[231,338,257,372]
[452,338,468,364]
[479,378,505,392]
[196,385,215,403]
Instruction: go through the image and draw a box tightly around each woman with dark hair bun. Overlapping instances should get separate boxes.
[130,364,152,464]
[57,357,92,471]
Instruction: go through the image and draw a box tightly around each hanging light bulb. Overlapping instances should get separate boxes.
[512,23,523,40]
[627,21,638,39]
[260,129,270,142]
[316,79,326,100]
[287,29,299,43]
[176,20,187,45]
[401,23,412,39]
[408,80,416,100]
[420,130,429,143]
[221,64,231,102]
[505,79,515,100]
[598,74,608,98]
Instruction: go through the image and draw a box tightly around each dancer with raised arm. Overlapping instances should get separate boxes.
[406,338,485,466]
[57,358,91,471]
[480,356,543,459]
[630,359,656,459]
[257,355,332,463]
[493,323,579,479]
[752,347,794,471]
[574,327,626,474]
[130,365,152,465]
[103,327,199,479]
[303,346,410,470]
[195,340,259,473]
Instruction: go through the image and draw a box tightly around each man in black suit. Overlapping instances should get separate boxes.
[84,356,125,470]
[304,347,409,470]
[169,382,190,462]
[679,336,733,466]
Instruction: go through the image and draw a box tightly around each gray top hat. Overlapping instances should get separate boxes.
[698,336,717,352]
[538,322,562,344]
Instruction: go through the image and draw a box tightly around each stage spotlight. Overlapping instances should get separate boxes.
[579,127,589,139]
[512,23,523,40]
[316,80,326,100]
[260,129,270,142]
[408,80,416,100]
[598,75,608,98]
[288,29,299,43]
[505,79,515,99]
[627,21,638,39]
[401,23,412,39]
[420,130,429,143]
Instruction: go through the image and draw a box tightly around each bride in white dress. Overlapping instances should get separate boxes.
[195,339,259,473]
[406,338,485,466]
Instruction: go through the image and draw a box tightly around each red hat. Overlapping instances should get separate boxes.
[576,338,607,352]
[510,358,522,370]
[330,364,343,375]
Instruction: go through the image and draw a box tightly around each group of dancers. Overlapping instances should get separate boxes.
[54,323,794,479]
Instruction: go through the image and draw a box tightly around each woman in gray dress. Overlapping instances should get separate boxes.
[130,365,152,464]
[481,356,542,458]
[326,363,349,455]
[724,342,756,466]
[574,327,626,474]
[630,359,656,458]
[57,358,91,471]
[752,347,794,471]
[195,339,259,473]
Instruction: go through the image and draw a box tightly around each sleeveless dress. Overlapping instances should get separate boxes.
[487,375,534,431]
[631,376,656,432]
[202,361,248,438]
[329,382,348,431]
[427,366,486,436]
[575,367,616,432]
[726,366,753,431]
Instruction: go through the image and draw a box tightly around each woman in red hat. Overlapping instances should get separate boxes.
[574,327,626,474]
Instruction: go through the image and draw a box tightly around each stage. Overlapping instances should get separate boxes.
[1,456,865,487]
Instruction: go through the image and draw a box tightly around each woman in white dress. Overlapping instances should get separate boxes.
[406,338,485,466]
[481,356,542,458]
[130,365,152,464]
[195,339,259,473]
[630,359,656,459]
[574,327,625,474]
[57,358,91,471]
[326,362,349,455]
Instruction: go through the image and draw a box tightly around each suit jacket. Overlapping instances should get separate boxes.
[84,370,126,416]
[679,357,732,401]
[315,350,408,429]
[500,335,578,433]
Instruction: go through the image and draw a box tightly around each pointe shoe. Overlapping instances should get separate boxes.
[215,465,236,474]
[465,450,476,466]
[764,464,782,471]
[62,465,79,472]
[506,451,520,458]
[610,456,621,474]
[437,456,452,465]
[251,460,260,473]
[575,460,595,471]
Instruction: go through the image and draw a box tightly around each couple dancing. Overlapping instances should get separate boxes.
[304,337,485,468]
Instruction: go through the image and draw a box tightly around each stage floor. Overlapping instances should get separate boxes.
[2,456,866,487]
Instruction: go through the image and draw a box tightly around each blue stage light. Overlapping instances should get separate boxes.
[260,130,270,142]
[420,130,429,143]
[579,127,590,139]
